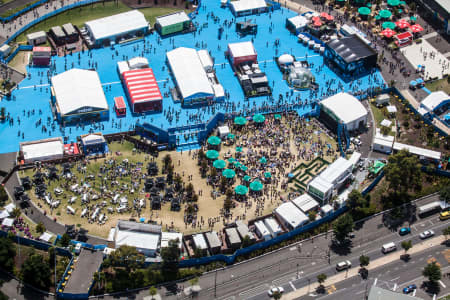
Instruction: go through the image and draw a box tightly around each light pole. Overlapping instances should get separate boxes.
[296,263,299,279]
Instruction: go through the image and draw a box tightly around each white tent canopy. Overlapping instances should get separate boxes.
[51,69,108,116]
[288,15,308,30]
[228,41,257,58]
[39,232,54,242]
[393,142,441,160]
[2,218,14,227]
[420,91,449,115]
[82,134,106,146]
[230,0,267,13]
[380,119,392,127]
[386,105,397,113]
[155,11,190,27]
[128,57,149,69]
[291,194,319,213]
[320,92,368,130]
[218,125,230,138]
[21,138,64,163]
[167,47,214,100]
[85,10,148,42]
[275,202,309,229]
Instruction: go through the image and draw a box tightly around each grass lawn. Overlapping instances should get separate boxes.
[370,103,395,136]
[425,77,450,95]
[14,2,188,43]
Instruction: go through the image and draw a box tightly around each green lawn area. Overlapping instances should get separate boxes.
[370,103,395,136]
[14,1,188,43]
[425,77,450,95]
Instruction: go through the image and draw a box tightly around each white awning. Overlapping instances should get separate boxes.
[380,119,392,127]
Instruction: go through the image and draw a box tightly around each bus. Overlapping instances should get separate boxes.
[418,201,441,217]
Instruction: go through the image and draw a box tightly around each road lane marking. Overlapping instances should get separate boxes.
[290,282,296,290]
[355,290,365,295]
[238,283,269,298]
[439,280,446,288]
[412,289,417,297]
[374,278,378,286]
[393,283,397,291]
[390,276,400,281]
[272,273,296,286]
[290,246,297,251]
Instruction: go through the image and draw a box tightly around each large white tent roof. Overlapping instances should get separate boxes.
[21,138,64,162]
[166,47,214,100]
[321,92,368,125]
[393,142,441,160]
[291,194,319,213]
[288,15,308,29]
[420,91,449,113]
[85,10,148,41]
[115,229,160,252]
[51,69,108,116]
[230,0,267,13]
[319,157,353,184]
[275,202,309,228]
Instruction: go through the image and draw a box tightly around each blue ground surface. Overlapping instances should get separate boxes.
[0,2,386,153]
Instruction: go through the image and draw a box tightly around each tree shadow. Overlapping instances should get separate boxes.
[400,254,411,262]
[359,268,369,280]
[316,285,326,294]
[421,281,441,295]
[330,239,352,256]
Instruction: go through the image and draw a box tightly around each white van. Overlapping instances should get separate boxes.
[336,260,352,271]
[382,242,396,254]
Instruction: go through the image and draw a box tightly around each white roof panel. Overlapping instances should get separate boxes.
[318,157,353,184]
[264,217,282,236]
[288,15,308,29]
[115,229,160,251]
[374,137,394,148]
[21,139,64,162]
[155,11,190,27]
[228,41,257,58]
[27,31,46,40]
[193,233,208,250]
[421,91,449,113]
[321,92,368,125]
[39,232,54,242]
[197,49,214,69]
[291,194,319,213]
[2,218,14,227]
[85,10,148,41]
[393,142,441,160]
[254,220,270,237]
[231,0,266,12]
[51,69,108,116]
[348,151,361,167]
[275,202,309,228]
[117,61,130,75]
[128,57,149,69]
[161,232,183,249]
[309,176,334,194]
[166,47,214,99]
[386,105,397,113]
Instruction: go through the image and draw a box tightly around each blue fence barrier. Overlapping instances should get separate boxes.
[362,170,384,196]
[3,44,33,63]
[4,0,101,46]
[179,206,347,267]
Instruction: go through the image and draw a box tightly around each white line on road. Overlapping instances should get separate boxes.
[355,290,365,295]
[290,282,296,291]
[439,280,447,288]
[393,283,397,291]
[373,278,378,286]
[290,246,297,251]
[390,276,400,281]
[238,283,269,298]
[272,273,296,286]
[412,289,417,297]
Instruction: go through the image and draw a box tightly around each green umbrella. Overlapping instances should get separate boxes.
[274,114,282,120]
[243,175,251,182]
[375,15,382,20]
[236,146,243,153]
[358,6,371,15]
[336,0,346,2]
[259,157,267,164]
[382,21,396,29]
[264,172,272,178]
[379,10,392,19]
[213,159,226,169]
[228,157,236,163]
[207,136,221,146]
[235,185,248,195]
[410,16,417,22]
[240,165,248,172]
[399,0,406,4]
[387,0,400,6]
[227,133,235,140]
[249,180,264,192]
[253,114,265,123]
[233,161,242,167]
[222,169,236,179]
[234,116,247,126]
[206,150,219,160]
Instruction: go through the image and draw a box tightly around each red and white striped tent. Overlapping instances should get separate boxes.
[122,68,163,113]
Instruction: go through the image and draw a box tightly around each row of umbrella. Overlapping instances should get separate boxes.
[381,23,423,38]
[234,180,264,195]
[234,113,281,126]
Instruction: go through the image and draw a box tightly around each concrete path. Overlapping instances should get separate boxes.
[283,235,446,299]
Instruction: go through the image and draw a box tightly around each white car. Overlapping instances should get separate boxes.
[54,188,63,195]
[268,287,284,297]
[419,230,434,239]
[336,260,352,271]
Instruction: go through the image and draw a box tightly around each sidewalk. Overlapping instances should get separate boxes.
[283,0,316,15]
[283,235,446,299]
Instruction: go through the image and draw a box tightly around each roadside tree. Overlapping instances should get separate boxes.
[161,239,180,281]
[422,262,441,285]
[20,254,52,290]
[333,214,354,245]
[401,240,412,260]
[384,149,421,194]
[0,237,16,272]
[359,255,370,279]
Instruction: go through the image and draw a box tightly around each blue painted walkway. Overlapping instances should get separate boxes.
[0,2,386,153]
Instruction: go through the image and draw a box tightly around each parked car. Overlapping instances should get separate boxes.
[440,211,450,221]
[403,284,417,294]
[419,230,435,239]
[399,227,411,236]
[336,260,352,271]
[268,287,284,297]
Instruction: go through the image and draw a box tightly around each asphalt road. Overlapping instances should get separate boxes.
[298,243,450,300]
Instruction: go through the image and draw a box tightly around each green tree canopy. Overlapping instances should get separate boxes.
[443,226,450,241]
[149,286,157,299]
[347,189,365,210]
[317,273,327,286]
[384,149,422,194]
[0,237,16,272]
[401,240,412,254]
[59,233,71,247]
[110,245,145,272]
[161,239,180,280]
[440,186,450,204]
[20,254,52,290]
[359,255,370,268]
[422,262,441,283]
[333,214,354,244]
